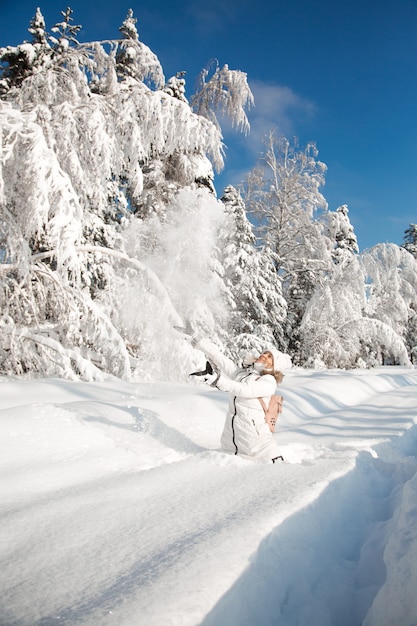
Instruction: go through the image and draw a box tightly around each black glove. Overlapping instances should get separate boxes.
[189,361,219,386]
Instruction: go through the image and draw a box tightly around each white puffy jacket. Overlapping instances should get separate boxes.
[195,338,282,460]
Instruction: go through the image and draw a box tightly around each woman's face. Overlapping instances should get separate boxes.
[256,351,274,369]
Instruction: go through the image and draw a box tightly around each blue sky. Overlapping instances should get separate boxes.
[1,0,416,251]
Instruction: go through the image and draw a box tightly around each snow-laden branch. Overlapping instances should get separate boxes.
[0,258,134,379]
[344,317,411,367]
[12,244,183,326]
[1,323,108,382]
[191,62,254,135]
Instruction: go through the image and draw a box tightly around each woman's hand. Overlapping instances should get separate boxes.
[189,361,219,386]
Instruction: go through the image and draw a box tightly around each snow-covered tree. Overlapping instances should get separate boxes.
[49,7,81,53]
[299,205,363,367]
[300,252,366,368]
[0,8,52,93]
[163,72,187,102]
[325,204,359,264]
[218,185,287,358]
[0,7,254,381]
[28,7,49,46]
[191,59,254,134]
[402,223,417,259]
[405,303,417,364]
[244,132,332,358]
[359,244,416,365]
[300,241,417,368]
[115,9,164,89]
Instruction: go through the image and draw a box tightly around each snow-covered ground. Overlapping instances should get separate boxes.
[1,367,417,626]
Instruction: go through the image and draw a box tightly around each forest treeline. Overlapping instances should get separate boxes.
[0,7,416,381]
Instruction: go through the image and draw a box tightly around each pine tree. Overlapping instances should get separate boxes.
[163,72,187,102]
[49,7,81,53]
[115,9,164,88]
[28,7,49,46]
[0,8,52,93]
[219,185,287,358]
[325,204,359,265]
[402,223,417,259]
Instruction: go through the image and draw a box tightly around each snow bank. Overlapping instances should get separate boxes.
[1,367,417,625]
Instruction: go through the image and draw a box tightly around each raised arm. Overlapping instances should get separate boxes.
[194,337,239,379]
[216,372,276,398]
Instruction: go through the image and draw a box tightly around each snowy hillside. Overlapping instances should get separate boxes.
[1,367,417,626]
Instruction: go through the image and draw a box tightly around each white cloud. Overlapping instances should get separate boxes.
[244,80,316,157]
[216,80,317,190]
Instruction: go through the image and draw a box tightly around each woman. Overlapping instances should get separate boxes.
[193,338,290,463]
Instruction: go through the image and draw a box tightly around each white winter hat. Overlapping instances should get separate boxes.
[261,347,292,372]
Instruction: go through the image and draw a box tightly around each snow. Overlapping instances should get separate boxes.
[1,367,417,626]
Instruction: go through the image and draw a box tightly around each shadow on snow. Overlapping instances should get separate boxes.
[200,425,417,626]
